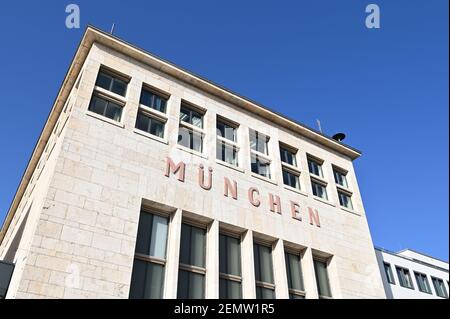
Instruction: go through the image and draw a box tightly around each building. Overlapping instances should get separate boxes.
[375,248,449,299]
[0,26,386,299]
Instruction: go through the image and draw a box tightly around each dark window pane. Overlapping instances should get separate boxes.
[283,170,300,189]
[338,191,353,209]
[136,112,150,132]
[256,286,275,299]
[308,159,323,177]
[384,263,395,284]
[177,270,205,299]
[219,278,242,299]
[135,212,153,255]
[285,252,304,291]
[312,181,328,200]
[179,224,205,268]
[88,95,107,115]
[104,100,123,121]
[111,78,127,96]
[129,259,164,299]
[96,72,112,91]
[150,118,165,138]
[280,147,297,166]
[314,260,332,298]
[140,89,167,113]
[254,244,274,284]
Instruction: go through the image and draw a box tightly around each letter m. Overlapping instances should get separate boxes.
[165,157,185,182]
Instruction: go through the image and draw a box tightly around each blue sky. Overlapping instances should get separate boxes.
[0,1,448,261]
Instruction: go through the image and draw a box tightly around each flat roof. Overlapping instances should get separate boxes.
[0,25,362,245]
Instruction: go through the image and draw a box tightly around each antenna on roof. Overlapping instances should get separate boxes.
[110,23,115,35]
[316,119,323,134]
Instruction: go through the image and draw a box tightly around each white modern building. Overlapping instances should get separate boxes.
[0,26,386,299]
[375,248,449,299]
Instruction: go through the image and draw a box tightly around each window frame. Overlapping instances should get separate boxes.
[178,102,206,154]
[253,240,276,299]
[396,266,414,289]
[280,143,301,191]
[414,272,432,294]
[431,276,449,298]
[129,209,169,299]
[177,220,207,299]
[219,232,243,299]
[216,116,240,167]
[383,262,396,285]
[284,248,306,299]
[313,257,333,299]
[95,67,129,97]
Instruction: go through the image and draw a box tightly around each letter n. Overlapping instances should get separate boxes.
[308,207,321,227]
[224,177,237,200]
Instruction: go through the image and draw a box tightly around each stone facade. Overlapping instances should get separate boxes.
[0,27,386,299]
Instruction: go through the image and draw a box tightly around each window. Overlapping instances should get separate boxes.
[311,180,328,200]
[283,170,300,189]
[180,104,203,128]
[89,68,129,122]
[254,243,275,299]
[178,103,205,153]
[140,87,167,113]
[95,69,128,96]
[414,272,431,294]
[216,117,239,166]
[396,267,414,289]
[177,223,206,299]
[0,261,15,299]
[249,130,272,179]
[88,94,123,122]
[129,211,169,299]
[280,144,301,190]
[250,130,269,155]
[135,110,165,138]
[383,262,395,284]
[431,277,448,298]
[285,251,305,299]
[333,168,348,188]
[308,157,323,177]
[280,147,297,166]
[314,259,332,298]
[217,118,237,142]
[337,191,353,210]
[251,154,271,178]
[219,234,242,299]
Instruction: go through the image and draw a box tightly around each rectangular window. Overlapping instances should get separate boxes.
[414,272,431,294]
[217,141,238,166]
[383,262,395,284]
[311,180,328,200]
[0,261,15,299]
[95,69,128,96]
[254,243,275,299]
[338,191,353,210]
[283,170,300,189]
[140,87,167,113]
[333,168,348,188]
[396,267,414,289]
[280,144,301,190]
[251,154,271,178]
[219,234,242,299]
[431,277,448,298]
[308,158,323,177]
[178,104,205,153]
[177,223,206,299]
[129,211,168,299]
[216,117,239,166]
[135,110,165,138]
[280,147,297,167]
[88,94,123,122]
[180,104,203,128]
[249,130,269,155]
[285,251,305,299]
[314,259,332,298]
[217,118,237,142]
